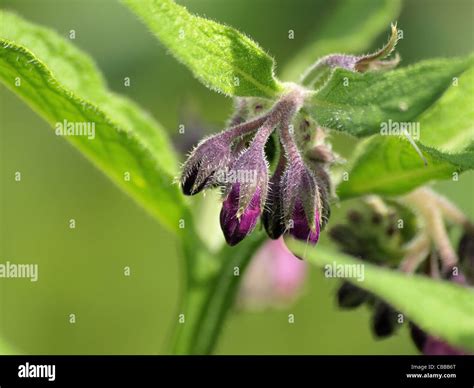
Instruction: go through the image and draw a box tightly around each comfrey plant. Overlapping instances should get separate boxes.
[180,86,328,246]
[1,0,473,355]
[330,197,474,354]
[180,26,400,247]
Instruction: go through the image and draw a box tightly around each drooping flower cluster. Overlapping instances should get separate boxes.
[178,24,403,247]
[180,85,332,246]
[329,199,473,355]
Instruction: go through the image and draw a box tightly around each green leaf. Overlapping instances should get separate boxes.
[310,55,474,137]
[337,66,474,199]
[417,67,474,152]
[337,136,474,198]
[287,241,474,353]
[282,0,402,81]
[0,336,20,355]
[0,11,187,232]
[122,0,282,98]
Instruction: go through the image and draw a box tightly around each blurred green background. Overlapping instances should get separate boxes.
[1,0,473,354]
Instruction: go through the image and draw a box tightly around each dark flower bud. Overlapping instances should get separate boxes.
[458,232,474,262]
[443,266,468,285]
[408,271,471,354]
[337,282,370,309]
[409,323,427,353]
[372,302,400,338]
[328,225,363,257]
[458,232,474,282]
[329,201,409,265]
[371,213,383,225]
[180,114,269,195]
[262,151,287,240]
[180,132,232,196]
[347,210,363,224]
[423,336,468,356]
[409,323,469,355]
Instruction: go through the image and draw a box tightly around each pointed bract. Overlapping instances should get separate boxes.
[301,24,400,85]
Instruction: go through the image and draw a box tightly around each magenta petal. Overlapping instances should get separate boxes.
[289,200,320,244]
[220,184,261,246]
[238,238,308,309]
[423,336,468,355]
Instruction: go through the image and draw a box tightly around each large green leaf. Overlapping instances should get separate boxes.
[282,0,402,81]
[337,66,474,198]
[288,240,474,352]
[337,136,474,198]
[417,67,474,152]
[310,55,474,137]
[0,11,186,232]
[122,0,282,98]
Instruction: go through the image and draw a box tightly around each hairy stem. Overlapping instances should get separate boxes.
[170,231,265,354]
[399,187,459,270]
[400,232,431,274]
[221,112,270,141]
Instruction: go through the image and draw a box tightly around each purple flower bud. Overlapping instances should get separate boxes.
[180,114,270,196]
[423,336,469,355]
[219,120,274,245]
[410,268,472,355]
[289,199,320,244]
[262,152,287,240]
[180,133,232,195]
[281,159,322,244]
[443,265,470,286]
[220,184,261,246]
[410,324,469,355]
[237,238,308,309]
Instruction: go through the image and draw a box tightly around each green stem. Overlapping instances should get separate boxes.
[170,230,265,354]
